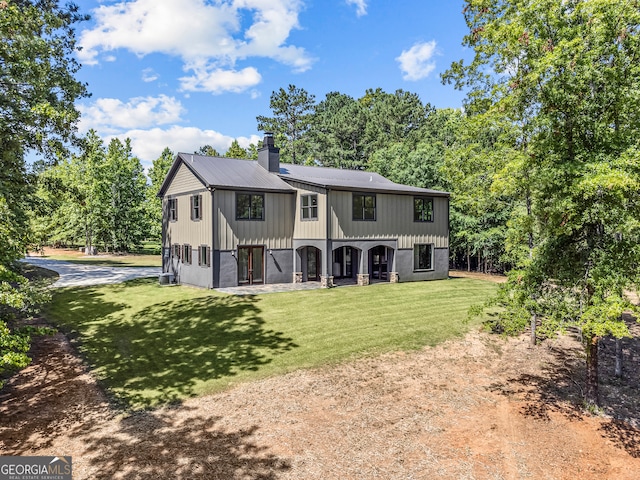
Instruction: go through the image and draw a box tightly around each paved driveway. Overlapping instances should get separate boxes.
[21,257,161,288]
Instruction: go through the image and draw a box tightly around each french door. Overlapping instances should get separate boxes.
[307,247,320,281]
[238,246,264,285]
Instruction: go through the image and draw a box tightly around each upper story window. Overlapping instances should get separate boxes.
[414,197,434,222]
[353,193,376,221]
[301,194,318,220]
[190,194,202,221]
[236,193,264,220]
[168,198,178,221]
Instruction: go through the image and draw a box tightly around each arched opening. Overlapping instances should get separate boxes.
[332,246,359,285]
[296,246,321,282]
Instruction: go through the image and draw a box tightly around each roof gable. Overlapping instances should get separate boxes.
[159,153,294,196]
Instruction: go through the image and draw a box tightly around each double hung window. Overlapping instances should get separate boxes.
[301,194,318,220]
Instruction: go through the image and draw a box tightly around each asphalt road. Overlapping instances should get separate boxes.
[21,257,161,288]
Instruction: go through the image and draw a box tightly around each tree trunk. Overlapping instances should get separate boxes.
[466,248,470,272]
[530,312,537,346]
[615,337,623,378]
[585,334,599,407]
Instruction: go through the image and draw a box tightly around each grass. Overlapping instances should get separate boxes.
[47,278,498,409]
[42,252,161,267]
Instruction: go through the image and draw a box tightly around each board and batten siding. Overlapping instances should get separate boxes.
[163,163,212,249]
[289,181,327,240]
[329,191,448,248]
[215,189,295,250]
[165,162,203,195]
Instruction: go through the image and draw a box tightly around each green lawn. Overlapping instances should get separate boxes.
[47,278,497,409]
[42,252,161,267]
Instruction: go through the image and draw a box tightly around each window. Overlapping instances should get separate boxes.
[301,194,318,220]
[168,198,178,221]
[182,244,192,264]
[190,194,202,221]
[236,193,264,220]
[414,244,433,271]
[172,244,181,259]
[414,197,434,222]
[353,193,376,221]
[198,245,210,267]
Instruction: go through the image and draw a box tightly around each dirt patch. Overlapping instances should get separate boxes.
[449,269,507,283]
[1,323,639,479]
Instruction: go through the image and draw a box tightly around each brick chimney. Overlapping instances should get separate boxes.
[257,132,280,173]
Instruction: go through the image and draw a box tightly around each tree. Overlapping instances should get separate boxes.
[195,145,220,157]
[0,0,89,158]
[147,147,174,241]
[33,130,107,249]
[360,88,428,160]
[0,0,88,380]
[225,139,248,159]
[256,84,315,164]
[100,138,148,252]
[449,0,640,406]
[309,92,368,169]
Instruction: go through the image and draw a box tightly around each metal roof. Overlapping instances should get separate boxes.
[278,164,449,196]
[159,153,449,197]
[172,153,295,193]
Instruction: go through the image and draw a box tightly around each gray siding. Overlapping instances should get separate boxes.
[289,181,327,240]
[165,163,203,194]
[163,191,213,250]
[329,191,448,248]
[215,189,295,250]
[395,247,449,282]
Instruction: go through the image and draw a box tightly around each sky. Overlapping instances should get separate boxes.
[69,0,472,168]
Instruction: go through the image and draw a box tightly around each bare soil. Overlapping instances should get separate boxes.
[1,280,639,479]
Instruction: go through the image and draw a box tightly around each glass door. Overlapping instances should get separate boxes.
[238,246,264,285]
[307,247,320,281]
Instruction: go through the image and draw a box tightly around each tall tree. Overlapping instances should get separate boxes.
[0,0,89,380]
[100,138,148,252]
[256,84,315,164]
[309,92,368,169]
[147,147,174,241]
[359,88,428,160]
[195,145,220,157]
[0,0,89,158]
[448,0,640,406]
[225,139,248,159]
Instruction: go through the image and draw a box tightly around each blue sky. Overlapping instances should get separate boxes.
[70,0,472,167]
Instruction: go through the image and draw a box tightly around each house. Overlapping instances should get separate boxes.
[158,133,449,289]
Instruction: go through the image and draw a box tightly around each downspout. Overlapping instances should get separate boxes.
[160,195,166,274]
[325,188,332,280]
[209,186,215,288]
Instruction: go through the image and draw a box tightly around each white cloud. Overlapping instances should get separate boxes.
[346,0,367,17]
[179,66,262,94]
[141,68,158,83]
[78,0,314,93]
[78,95,185,133]
[396,40,438,81]
[105,127,261,166]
